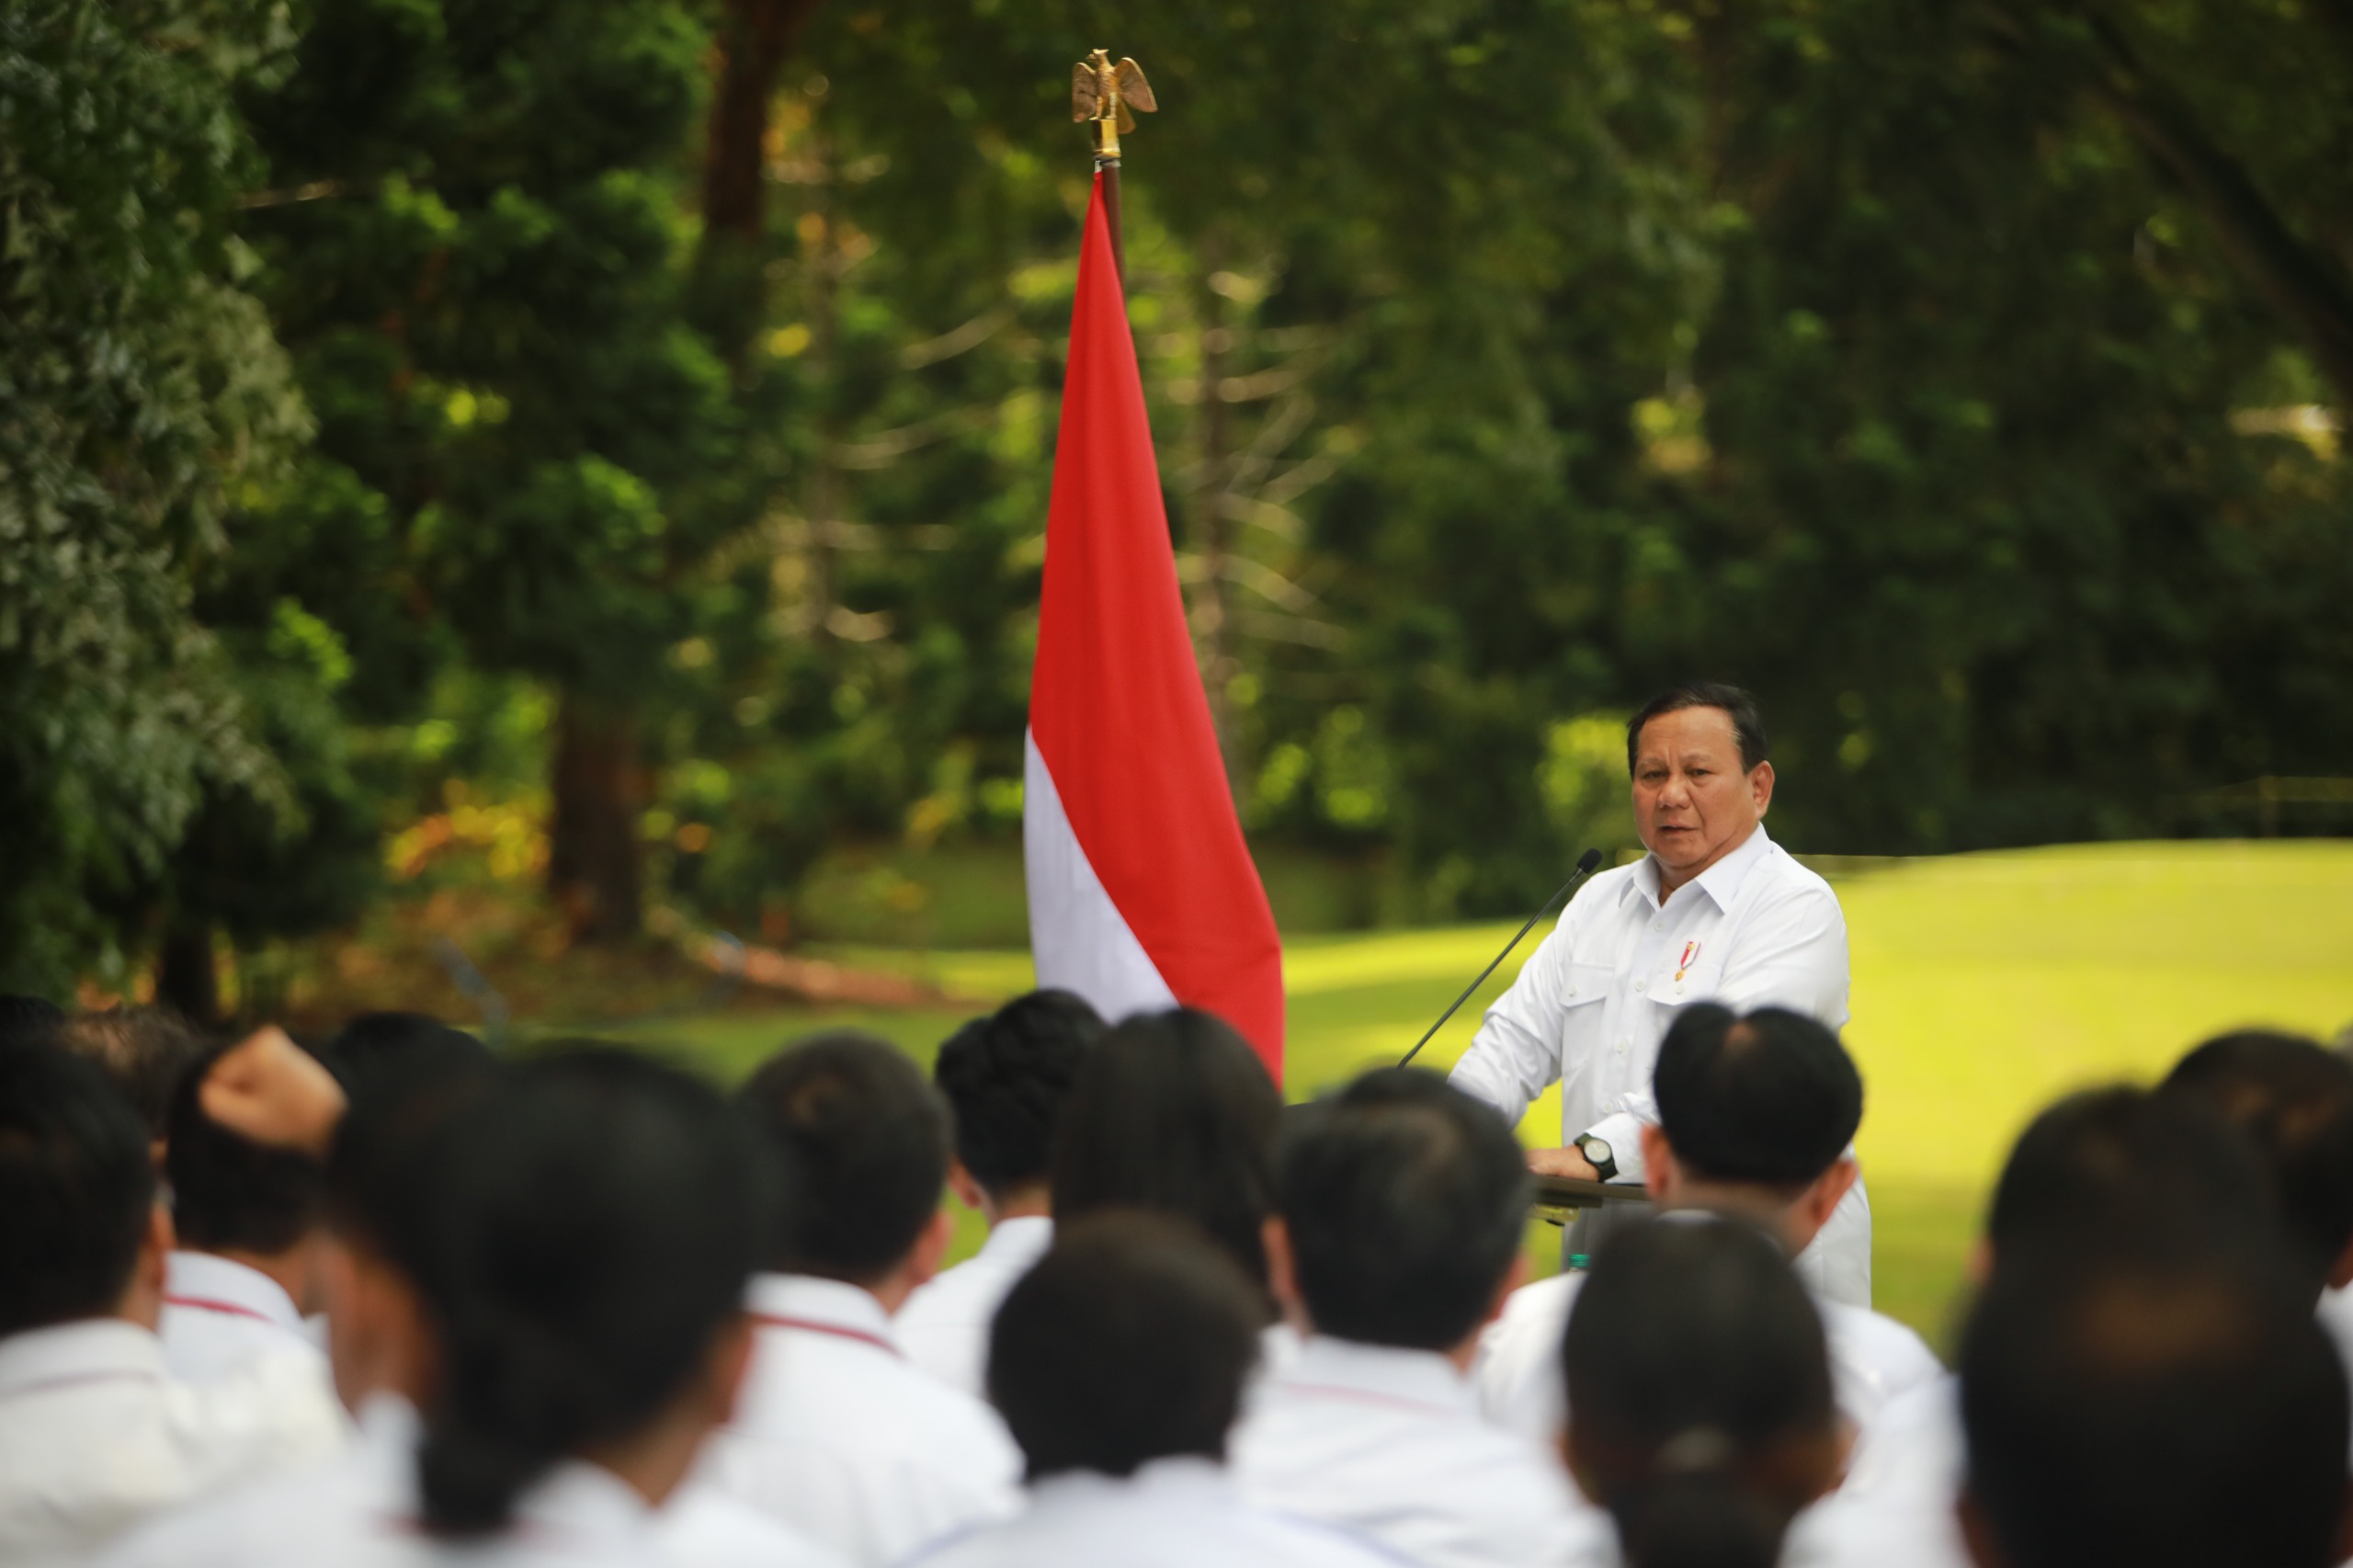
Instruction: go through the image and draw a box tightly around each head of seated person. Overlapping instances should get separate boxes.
[49,1005,205,1153]
[738,1030,953,1310]
[318,1031,498,1414]
[0,1045,173,1338]
[1267,1067,1529,1362]
[166,1040,333,1312]
[1051,1007,1283,1313]
[1643,1004,1860,1257]
[1563,1216,1841,1568]
[988,1212,1263,1483]
[2159,1028,2353,1298]
[1959,1233,2350,1568]
[0,993,65,1052]
[934,990,1103,1225]
[1982,1085,2278,1280]
[411,1047,767,1537]
[322,1010,483,1103]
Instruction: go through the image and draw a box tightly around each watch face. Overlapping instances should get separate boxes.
[1579,1136,1613,1165]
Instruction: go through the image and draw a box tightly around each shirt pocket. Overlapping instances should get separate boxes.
[1649,954,1726,1009]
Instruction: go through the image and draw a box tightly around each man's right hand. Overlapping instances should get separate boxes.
[1527,1145,1601,1182]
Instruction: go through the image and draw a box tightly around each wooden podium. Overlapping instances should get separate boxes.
[1529,1174,1653,1216]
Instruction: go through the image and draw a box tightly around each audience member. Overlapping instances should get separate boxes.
[1051,1008,1287,1344]
[0,1046,339,1563]
[1563,1216,1843,1568]
[898,990,1102,1395]
[0,993,65,1051]
[1958,1235,2349,1568]
[704,1030,1021,1564]
[1478,1006,1937,1443]
[1803,1085,2278,1568]
[907,1213,1404,1568]
[48,1005,205,1148]
[319,1011,483,1102]
[157,1041,339,1393]
[1233,1068,1610,1568]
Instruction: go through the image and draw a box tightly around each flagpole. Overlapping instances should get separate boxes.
[1073,49,1156,290]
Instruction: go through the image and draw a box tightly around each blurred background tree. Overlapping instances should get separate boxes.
[6,0,2349,1001]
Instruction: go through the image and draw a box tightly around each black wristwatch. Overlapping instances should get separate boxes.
[1574,1132,1618,1182]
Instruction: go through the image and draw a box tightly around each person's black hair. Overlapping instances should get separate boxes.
[1626,683,1768,776]
[1960,1234,2347,1568]
[165,1042,328,1256]
[49,1006,207,1142]
[1565,1217,1837,1568]
[2160,1029,2353,1290]
[934,990,1103,1203]
[1653,1006,1861,1188]
[324,1011,484,1101]
[413,1048,767,1538]
[737,1030,949,1282]
[988,1211,1263,1482]
[1277,1067,1529,1349]
[324,1036,502,1272]
[0,994,65,1052]
[1051,1007,1282,1297]
[0,1045,157,1335]
[1985,1085,2277,1263]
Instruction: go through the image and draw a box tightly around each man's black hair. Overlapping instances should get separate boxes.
[933,990,1103,1202]
[324,1012,485,1103]
[2161,1029,2353,1290]
[0,1046,157,1335]
[49,1006,207,1142]
[1277,1067,1530,1349]
[325,1035,502,1272]
[1653,1006,1861,1188]
[738,1030,949,1282]
[0,994,65,1052]
[165,1041,329,1256]
[1986,1085,2278,1264]
[988,1212,1263,1482]
[1961,1235,2347,1568]
[1051,1008,1283,1293]
[1626,683,1769,776]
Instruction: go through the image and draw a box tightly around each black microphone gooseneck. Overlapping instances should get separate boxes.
[1399,847,1605,1069]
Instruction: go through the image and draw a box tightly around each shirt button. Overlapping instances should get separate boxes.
[1634,981,1646,994]
[1565,987,1577,997]
[1652,920,1664,931]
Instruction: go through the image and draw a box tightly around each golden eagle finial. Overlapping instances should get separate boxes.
[1071,49,1155,161]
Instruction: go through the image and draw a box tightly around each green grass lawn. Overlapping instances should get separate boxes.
[610,839,2353,1354]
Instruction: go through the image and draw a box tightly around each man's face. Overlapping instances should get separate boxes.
[1631,706,1773,888]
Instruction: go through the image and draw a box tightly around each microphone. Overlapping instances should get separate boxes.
[1399,847,1605,1069]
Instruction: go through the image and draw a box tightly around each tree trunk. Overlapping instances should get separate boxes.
[548,694,646,943]
[153,917,220,1027]
[691,0,826,363]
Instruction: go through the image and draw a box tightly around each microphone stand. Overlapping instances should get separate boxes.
[1399,848,1605,1068]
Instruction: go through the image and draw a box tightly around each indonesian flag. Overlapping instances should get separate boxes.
[1024,174,1285,1080]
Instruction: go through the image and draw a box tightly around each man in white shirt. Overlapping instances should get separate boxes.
[703,1032,1022,1565]
[1234,1070,1613,1568]
[908,1212,1405,1568]
[1446,683,1869,1303]
[156,1041,341,1394]
[1478,1005,1938,1447]
[1800,1085,2279,1568]
[0,1045,341,1565]
[897,991,1102,1396]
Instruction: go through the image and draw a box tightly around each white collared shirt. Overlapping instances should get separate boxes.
[1448,824,1850,1183]
[895,1216,1053,1398]
[699,1274,1022,1566]
[1472,1270,1941,1445]
[902,1456,1411,1568]
[1232,1335,1613,1568]
[99,1392,849,1568]
[160,1251,327,1382]
[1787,1373,1970,1568]
[0,1318,343,1565]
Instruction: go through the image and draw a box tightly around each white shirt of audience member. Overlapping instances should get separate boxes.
[1473,1268,1941,1446]
[97,1392,848,1568]
[902,1455,1415,1568]
[1233,1335,1616,1568]
[0,1318,344,1566]
[697,1273,1022,1565]
[158,1250,319,1383]
[895,1216,1054,1399]
[1447,824,1871,1305]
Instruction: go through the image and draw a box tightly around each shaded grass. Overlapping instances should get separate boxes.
[601,839,2353,1352]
